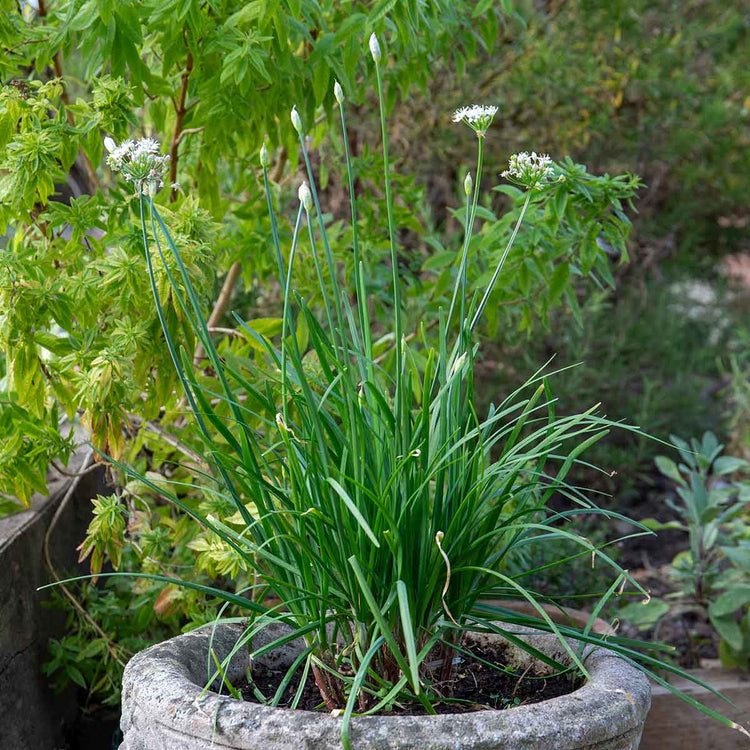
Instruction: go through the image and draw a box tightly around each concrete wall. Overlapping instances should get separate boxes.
[0,452,105,750]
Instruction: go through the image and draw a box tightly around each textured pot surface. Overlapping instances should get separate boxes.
[120,622,651,750]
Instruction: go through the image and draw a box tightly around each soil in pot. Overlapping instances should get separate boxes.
[240,635,580,715]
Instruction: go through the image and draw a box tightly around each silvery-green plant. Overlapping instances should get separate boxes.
[57,33,748,748]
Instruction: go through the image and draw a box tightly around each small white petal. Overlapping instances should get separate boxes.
[103,136,117,153]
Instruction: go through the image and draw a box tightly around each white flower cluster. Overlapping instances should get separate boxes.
[104,136,170,195]
[452,104,498,136]
[501,151,554,190]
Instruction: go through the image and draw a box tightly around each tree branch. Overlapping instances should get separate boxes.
[169,47,195,202]
[194,261,242,364]
[175,126,205,147]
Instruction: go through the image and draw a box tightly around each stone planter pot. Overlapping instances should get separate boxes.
[120,622,650,750]
[484,599,612,635]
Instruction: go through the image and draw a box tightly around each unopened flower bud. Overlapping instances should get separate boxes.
[464,172,473,196]
[103,136,117,153]
[334,80,344,104]
[291,106,302,132]
[369,33,381,63]
[450,353,467,376]
[260,142,269,167]
[298,181,313,211]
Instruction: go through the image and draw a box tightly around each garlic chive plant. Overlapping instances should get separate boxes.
[82,33,746,748]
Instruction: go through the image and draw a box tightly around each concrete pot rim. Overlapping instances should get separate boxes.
[120,621,651,749]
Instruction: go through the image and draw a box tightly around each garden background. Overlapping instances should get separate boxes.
[1,0,749,746]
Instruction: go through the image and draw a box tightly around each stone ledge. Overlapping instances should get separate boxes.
[0,449,107,750]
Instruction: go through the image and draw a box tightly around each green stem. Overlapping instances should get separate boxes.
[338,100,373,370]
[281,205,304,421]
[262,166,286,286]
[296,132,347,359]
[374,58,404,452]
[470,191,532,332]
[304,206,336,337]
[447,136,484,336]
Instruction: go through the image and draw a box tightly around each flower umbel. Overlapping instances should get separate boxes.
[104,137,170,194]
[452,104,498,137]
[501,151,554,190]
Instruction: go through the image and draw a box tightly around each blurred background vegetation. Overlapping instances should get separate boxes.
[1,0,749,719]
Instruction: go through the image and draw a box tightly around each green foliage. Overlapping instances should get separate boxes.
[376,0,749,261]
[503,0,750,252]
[0,399,74,508]
[42,445,243,701]
[34,0,511,205]
[420,160,640,335]
[0,0,635,514]
[724,337,750,463]
[0,72,220,508]
[66,60,741,742]
[490,280,734,497]
[637,433,750,668]
[0,0,516,511]
[515,520,625,610]
[43,558,217,704]
[76,494,127,575]
[2,0,741,722]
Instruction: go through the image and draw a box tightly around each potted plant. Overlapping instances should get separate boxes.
[624,433,750,748]
[57,34,747,750]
